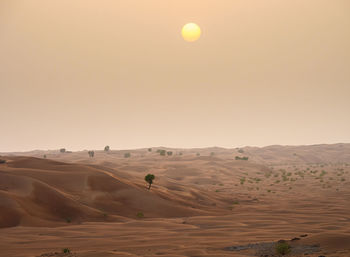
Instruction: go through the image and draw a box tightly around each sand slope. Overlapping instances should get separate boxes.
[1,144,350,256]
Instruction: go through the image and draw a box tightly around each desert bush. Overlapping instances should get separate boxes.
[0,159,6,164]
[159,150,166,156]
[60,148,66,153]
[145,174,155,190]
[43,155,47,159]
[136,212,144,218]
[104,145,110,152]
[148,148,152,152]
[167,151,173,156]
[238,148,244,153]
[240,177,246,185]
[124,152,131,158]
[275,241,291,255]
[62,248,70,254]
[235,156,249,160]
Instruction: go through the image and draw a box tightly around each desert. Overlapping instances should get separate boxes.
[1,144,350,257]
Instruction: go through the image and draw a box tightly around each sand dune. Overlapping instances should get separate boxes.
[1,144,350,256]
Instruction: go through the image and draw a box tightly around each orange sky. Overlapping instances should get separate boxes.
[1,0,349,151]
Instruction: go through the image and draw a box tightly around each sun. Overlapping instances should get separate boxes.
[181,23,201,42]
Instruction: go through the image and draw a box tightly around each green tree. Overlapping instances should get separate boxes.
[124,152,131,158]
[145,174,155,190]
[88,151,95,157]
[60,148,66,153]
[104,145,110,152]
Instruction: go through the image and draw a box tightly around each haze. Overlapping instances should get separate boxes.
[1,0,349,152]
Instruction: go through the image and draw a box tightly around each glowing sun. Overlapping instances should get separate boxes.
[181,23,201,42]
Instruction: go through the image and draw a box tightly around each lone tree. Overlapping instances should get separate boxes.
[104,145,110,152]
[60,148,66,153]
[145,174,155,190]
[88,151,95,158]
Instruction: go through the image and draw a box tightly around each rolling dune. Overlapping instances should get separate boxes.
[1,144,350,256]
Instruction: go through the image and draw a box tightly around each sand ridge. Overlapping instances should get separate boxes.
[1,144,350,256]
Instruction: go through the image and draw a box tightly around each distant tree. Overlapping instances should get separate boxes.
[159,150,166,156]
[167,151,173,156]
[238,148,244,153]
[148,148,152,152]
[145,174,155,190]
[43,155,47,159]
[60,148,66,153]
[196,153,200,157]
[88,151,95,157]
[124,152,131,158]
[0,159,6,164]
[235,156,248,161]
[104,145,110,152]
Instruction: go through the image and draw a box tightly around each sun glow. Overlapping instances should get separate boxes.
[181,23,201,42]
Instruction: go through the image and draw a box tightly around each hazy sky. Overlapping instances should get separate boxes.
[1,0,349,152]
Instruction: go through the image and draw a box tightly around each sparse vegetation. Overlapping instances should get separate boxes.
[124,152,131,158]
[148,148,152,152]
[235,156,249,161]
[275,241,291,255]
[88,150,95,157]
[167,151,173,156]
[104,145,110,152]
[145,174,155,190]
[62,248,71,254]
[136,212,144,218]
[0,159,6,164]
[159,150,166,156]
[60,148,66,153]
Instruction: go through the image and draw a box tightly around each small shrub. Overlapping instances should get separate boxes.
[62,248,70,254]
[159,150,166,156]
[148,148,152,152]
[275,241,291,255]
[136,212,144,218]
[0,159,6,164]
[60,148,66,153]
[196,153,200,156]
[104,145,110,152]
[167,151,173,156]
[238,148,244,153]
[124,152,131,158]
[65,218,71,223]
[210,152,215,156]
[235,156,249,161]
[43,155,47,159]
